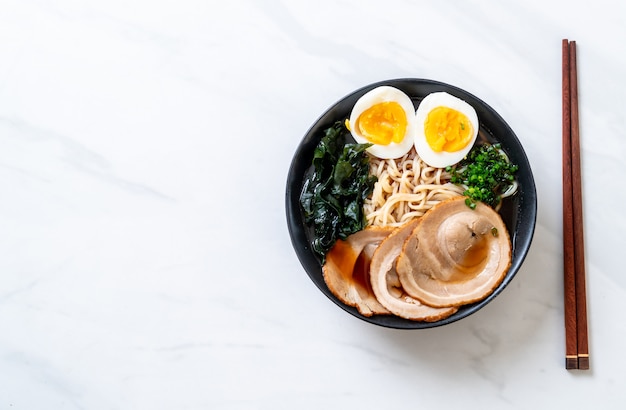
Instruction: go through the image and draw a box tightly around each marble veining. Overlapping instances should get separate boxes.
[1,0,626,408]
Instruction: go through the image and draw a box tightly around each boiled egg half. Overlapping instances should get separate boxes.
[414,92,479,168]
[346,86,416,159]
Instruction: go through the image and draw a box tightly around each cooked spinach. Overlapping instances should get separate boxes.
[300,121,377,262]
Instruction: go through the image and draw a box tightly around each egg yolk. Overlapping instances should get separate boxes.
[354,101,407,145]
[424,106,473,152]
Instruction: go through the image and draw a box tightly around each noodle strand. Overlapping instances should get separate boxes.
[364,148,464,227]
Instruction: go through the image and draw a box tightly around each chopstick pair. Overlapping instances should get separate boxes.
[562,39,589,370]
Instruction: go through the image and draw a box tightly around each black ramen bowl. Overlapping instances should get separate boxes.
[285,78,537,329]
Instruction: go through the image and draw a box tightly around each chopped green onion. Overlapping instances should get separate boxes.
[448,143,518,209]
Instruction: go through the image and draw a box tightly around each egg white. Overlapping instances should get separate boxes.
[348,86,416,159]
[414,92,479,168]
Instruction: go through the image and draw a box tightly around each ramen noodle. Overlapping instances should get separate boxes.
[364,148,465,227]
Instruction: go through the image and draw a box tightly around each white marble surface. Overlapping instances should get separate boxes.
[1,0,625,408]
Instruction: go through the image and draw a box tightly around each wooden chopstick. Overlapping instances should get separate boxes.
[562,39,577,370]
[562,39,589,370]
[569,40,590,370]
